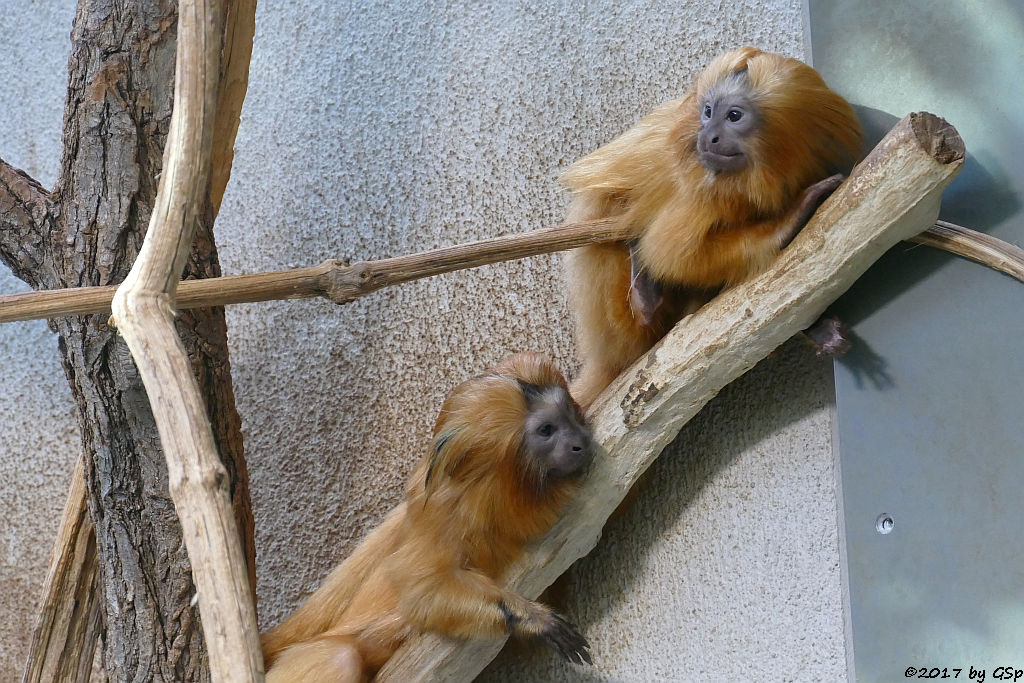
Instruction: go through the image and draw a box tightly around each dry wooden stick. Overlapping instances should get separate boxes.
[20,458,100,683]
[0,218,626,323]
[376,112,965,681]
[20,2,260,680]
[1,217,1020,325]
[210,0,256,215]
[910,219,1024,282]
[106,0,262,680]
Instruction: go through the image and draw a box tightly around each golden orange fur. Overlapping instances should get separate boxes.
[565,47,862,408]
[262,353,592,682]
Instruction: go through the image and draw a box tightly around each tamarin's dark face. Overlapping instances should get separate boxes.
[696,74,760,174]
[521,385,593,480]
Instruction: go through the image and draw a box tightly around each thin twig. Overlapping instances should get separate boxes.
[909,220,1024,282]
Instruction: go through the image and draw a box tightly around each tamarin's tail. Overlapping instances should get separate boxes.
[261,504,407,664]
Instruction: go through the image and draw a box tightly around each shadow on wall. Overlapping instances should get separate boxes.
[830,105,1018,392]
[573,341,834,621]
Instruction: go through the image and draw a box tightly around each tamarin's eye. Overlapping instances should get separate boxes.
[703,104,712,118]
[727,109,743,122]
[537,423,555,437]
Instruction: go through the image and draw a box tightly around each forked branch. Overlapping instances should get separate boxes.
[106,0,262,680]
[20,1,261,680]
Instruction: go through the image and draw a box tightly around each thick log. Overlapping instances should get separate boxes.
[106,0,262,681]
[376,112,965,681]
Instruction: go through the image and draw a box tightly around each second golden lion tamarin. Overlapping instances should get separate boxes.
[262,353,594,681]
[565,47,863,408]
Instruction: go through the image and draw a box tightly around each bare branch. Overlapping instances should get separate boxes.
[909,220,1024,283]
[0,157,55,287]
[21,458,100,683]
[3,212,1019,327]
[0,218,625,322]
[377,112,965,681]
[21,1,261,678]
[210,0,255,214]
[107,0,262,680]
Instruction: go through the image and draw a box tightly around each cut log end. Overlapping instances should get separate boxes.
[909,112,965,165]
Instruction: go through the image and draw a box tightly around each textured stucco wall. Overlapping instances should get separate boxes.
[0,1,84,676]
[0,1,846,680]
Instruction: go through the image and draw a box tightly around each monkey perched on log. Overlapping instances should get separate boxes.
[262,353,594,681]
[565,47,863,409]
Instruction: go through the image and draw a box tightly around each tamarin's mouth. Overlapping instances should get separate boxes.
[698,149,746,173]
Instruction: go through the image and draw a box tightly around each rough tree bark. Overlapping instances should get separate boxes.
[0,1,254,680]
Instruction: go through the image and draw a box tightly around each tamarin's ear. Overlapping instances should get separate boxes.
[515,378,545,406]
[424,427,462,500]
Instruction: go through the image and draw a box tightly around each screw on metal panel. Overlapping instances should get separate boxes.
[875,513,895,535]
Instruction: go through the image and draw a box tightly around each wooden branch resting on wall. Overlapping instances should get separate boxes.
[375,112,965,681]
[909,219,1024,282]
[106,0,263,680]
[0,218,1020,325]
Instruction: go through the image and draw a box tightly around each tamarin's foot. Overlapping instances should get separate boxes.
[802,313,852,356]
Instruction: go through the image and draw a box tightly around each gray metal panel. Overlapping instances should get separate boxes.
[809,1,1024,680]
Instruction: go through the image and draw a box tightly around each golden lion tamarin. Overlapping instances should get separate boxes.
[262,353,594,681]
[565,47,863,408]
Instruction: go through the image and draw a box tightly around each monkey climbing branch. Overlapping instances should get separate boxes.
[375,111,966,681]
[0,218,1019,325]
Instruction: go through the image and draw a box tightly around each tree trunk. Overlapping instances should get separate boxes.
[0,1,253,680]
